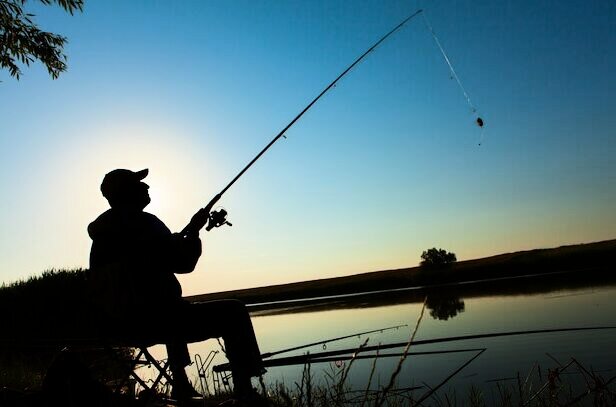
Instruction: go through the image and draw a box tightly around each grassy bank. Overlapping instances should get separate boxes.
[187,239,616,306]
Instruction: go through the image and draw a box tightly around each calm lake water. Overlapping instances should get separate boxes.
[151,281,616,400]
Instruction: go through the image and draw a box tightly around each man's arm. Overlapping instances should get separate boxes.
[169,233,202,274]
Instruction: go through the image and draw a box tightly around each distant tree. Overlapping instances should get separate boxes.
[420,248,457,267]
[0,0,83,80]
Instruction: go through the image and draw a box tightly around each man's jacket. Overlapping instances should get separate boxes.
[88,208,201,320]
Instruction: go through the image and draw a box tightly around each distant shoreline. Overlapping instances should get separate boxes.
[187,239,616,311]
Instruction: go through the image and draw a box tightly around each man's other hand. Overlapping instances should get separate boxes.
[188,208,209,234]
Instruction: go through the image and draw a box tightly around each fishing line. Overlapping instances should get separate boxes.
[422,11,485,145]
[181,8,425,236]
[423,12,475,111]
[183,7,487,236]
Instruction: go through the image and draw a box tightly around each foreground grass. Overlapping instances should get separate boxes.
[2,354,614,407]
[194,346,616,406]
[187,349,616,406]
[252,360,616,407]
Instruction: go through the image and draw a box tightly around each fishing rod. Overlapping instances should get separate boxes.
[181,8,425,237]
[213,326,616,371]
[260,324,407,359]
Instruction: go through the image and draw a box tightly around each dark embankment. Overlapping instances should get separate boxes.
[187,239,616,308]
[0,269,131,391]
[0,269,99,342]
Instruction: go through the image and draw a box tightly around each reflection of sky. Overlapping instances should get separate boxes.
[161,285,616,393]
[1,1,615,294]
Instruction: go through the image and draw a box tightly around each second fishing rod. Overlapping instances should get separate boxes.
[180,8,424,237]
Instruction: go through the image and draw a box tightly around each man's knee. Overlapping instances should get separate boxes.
[219,299,249,318]
[192,299,249,320]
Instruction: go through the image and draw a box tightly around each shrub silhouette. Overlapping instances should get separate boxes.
[0,268,133,391]
[420,248,457,267]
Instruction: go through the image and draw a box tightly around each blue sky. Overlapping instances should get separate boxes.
[1,0,615,295]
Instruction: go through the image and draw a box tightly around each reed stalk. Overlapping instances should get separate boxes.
[375,297,427,406]
[360,345,380,407]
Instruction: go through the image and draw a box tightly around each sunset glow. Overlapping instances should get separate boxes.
[1,1,615,296]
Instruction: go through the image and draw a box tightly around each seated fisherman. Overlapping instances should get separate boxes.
[88,168,264,400]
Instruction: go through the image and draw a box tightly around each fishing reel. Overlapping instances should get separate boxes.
[206,208,232,231]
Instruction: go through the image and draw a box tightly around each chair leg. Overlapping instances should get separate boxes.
[140,347,175,387]
[112,348,151,394]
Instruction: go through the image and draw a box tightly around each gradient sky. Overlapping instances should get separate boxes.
[1,0,615,295]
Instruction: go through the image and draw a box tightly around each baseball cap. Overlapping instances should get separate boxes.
[100,168,148,199]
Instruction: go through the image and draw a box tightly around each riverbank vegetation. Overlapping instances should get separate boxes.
[0,269,131,393]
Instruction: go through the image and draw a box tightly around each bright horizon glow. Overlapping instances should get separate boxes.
[1,1,615,295]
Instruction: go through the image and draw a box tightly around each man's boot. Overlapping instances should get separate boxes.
[170,367,202,401]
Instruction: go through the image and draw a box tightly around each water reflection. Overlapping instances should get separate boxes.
[249,268,616,318]
[425,294,465,321]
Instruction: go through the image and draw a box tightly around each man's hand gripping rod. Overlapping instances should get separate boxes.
[180,8,423,237]
[181,194,232,237]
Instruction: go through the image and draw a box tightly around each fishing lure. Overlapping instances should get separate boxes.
[183,8,486,236]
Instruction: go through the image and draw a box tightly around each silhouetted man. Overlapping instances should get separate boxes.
[88,169,263,401]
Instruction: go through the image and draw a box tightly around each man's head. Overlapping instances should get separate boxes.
[101,168,150,210]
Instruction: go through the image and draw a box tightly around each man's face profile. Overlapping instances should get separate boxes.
[128,180,151,210]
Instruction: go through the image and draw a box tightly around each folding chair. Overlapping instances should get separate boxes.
[45,339,179,400]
